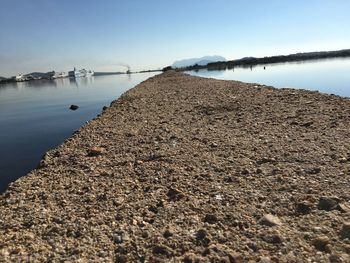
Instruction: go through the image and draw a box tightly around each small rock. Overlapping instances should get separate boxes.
[329,254,344,263]
[166,187,185,201]
[241,168,250,175]
[113,197,125,206]
[141,231,149,238]
[126,131,136,137]
[340,222,350,239]
[69,104,79,110]
[296,202,313,215]
[301,121,314,128]
[210,142,218,148]
[227,252,243,263]
[338,203,350,213]
[256,157,276,165]
[204,214,218,224]
[339,157,347,163]
[247,241,259,252]
[258,214,282,227]
[215,194,223,200]
[148,205,158,214]
[98,250,108,258]
[260,257,272,263]
[115,255,128,263]
[23,233,35,240]
[262,233,283,244]
[196,229,208,240]
[217,233,227,243]
[183,253,196,263]
[343,244,350,253]
[305,167,321,174]
[163,228,174,238]
[152,245,172,256]
[87,147,105,157]
[313,235,330,251]
[318,196,340,211]
[113,235,123,244]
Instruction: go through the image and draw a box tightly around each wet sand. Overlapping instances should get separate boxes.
[1,71,350,262]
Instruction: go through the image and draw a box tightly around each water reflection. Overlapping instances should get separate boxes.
[188,58,350,97]
[0,79,60,92]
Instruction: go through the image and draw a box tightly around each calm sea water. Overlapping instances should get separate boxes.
[0,72,158,192]
[187,58,350,97]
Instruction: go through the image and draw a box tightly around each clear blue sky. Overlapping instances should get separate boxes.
[1,0,349,76]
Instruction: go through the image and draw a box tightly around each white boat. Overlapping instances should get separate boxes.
[53,71,68,79]
[85,70,94,76]
[15,74,25,82]
[68,68,94,78]
[68,68,82,78]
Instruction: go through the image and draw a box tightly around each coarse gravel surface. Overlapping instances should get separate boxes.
[1,71,350,262]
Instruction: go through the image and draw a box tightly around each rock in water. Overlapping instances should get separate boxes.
[69,105,79,110]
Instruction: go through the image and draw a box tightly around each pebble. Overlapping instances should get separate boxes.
[152,245,172,256]
[262,233,283,244]
[340,222,350,239]
[295,202,312,214]
[343,244,350,253]
[163,228,174,238]
[204,214,218,224]
[305,167,321,174]
[166,187,185,201]
[338,203,350,213]
[260,257,272,263]
[258,214,282,227]
[313,235,331,252]
[183,253,197,263]
[113,235,123,244]
[318,196,339,211]
[196,229,208,240]
[87,147,105,156]
[227,252,243,263]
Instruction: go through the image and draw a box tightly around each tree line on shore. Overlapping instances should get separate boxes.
[169,49,350,71]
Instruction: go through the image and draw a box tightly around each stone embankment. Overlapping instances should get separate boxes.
[1,71,350,262]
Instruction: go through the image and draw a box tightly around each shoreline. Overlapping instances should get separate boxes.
[0,71,163,85]
[1,71,350,261]
[181,49,350,71]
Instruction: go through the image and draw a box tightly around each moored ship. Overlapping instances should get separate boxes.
[53,71,68,79]
[68,68,94,78]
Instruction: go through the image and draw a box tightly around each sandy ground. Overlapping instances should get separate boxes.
[1,71,350,262]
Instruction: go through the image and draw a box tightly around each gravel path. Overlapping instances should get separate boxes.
[1,71,350,262]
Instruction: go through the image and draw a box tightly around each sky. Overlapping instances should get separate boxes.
[0,0,350,77]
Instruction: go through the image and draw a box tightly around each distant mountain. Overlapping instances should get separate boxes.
[172,55,226,68]
[235,57,255,62]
